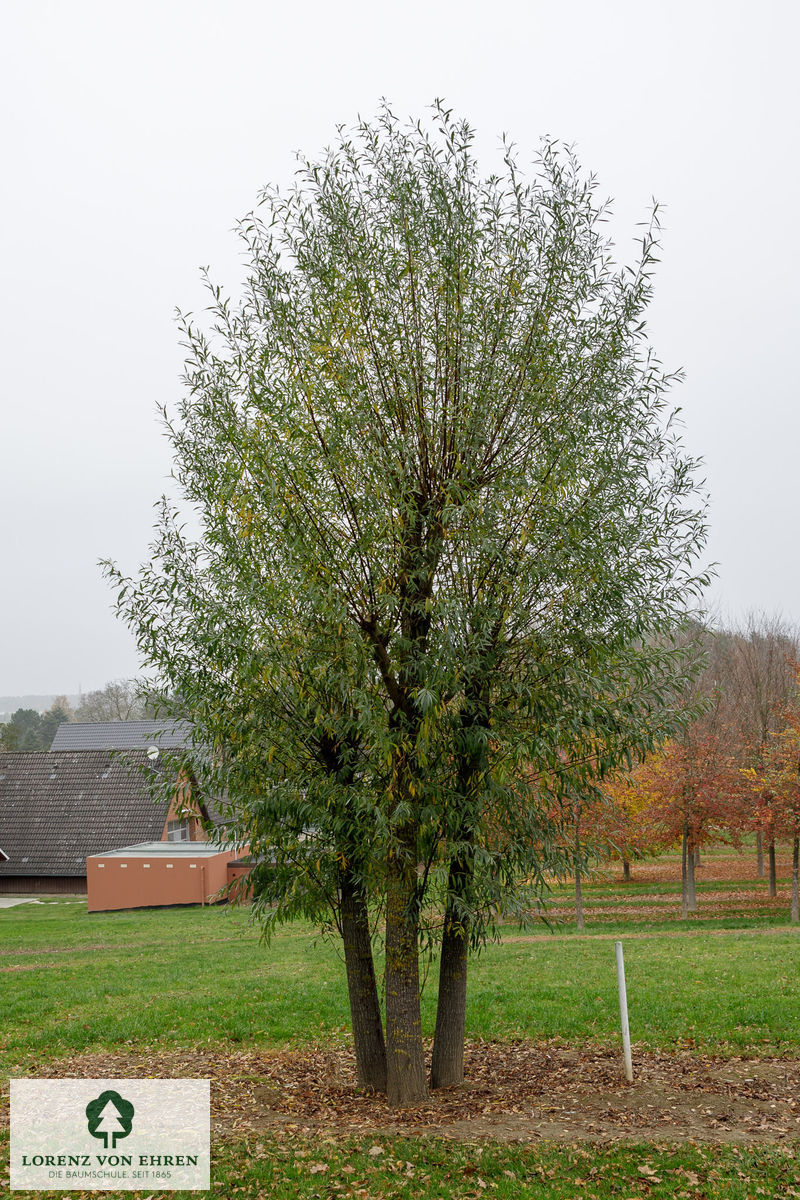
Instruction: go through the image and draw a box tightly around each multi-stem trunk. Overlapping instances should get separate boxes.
[430,851,470,1090]
[385,816,427,1106]
[792,834,799,925]
[768,834,777,898]
[339,865,387,1092]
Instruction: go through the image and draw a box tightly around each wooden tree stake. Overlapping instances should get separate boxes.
[615,940,633,1083]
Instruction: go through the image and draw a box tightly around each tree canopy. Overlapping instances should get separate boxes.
[74,679,156,723]
[0,698,73,751]
[107,104,708,1104]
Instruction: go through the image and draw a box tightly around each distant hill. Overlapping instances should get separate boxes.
[0,695,82,722]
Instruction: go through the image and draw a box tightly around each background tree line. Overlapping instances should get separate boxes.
[0,680,156,750]
[589,612,800,921]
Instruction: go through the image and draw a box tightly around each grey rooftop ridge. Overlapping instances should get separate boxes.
[50,720,194,752]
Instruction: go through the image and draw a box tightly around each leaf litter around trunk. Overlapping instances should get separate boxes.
[21,1041,800,1145]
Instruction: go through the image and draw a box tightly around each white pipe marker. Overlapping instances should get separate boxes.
[615,940,633,1083]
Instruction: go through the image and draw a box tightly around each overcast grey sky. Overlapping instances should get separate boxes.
[1,0,797,696]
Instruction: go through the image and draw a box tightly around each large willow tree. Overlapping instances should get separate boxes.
[108,104,708,1106]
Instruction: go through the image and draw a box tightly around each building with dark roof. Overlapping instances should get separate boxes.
[0,750,218,895]
[50,720,193,752]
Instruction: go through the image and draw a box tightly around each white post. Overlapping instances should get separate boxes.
[615,940,633,1083]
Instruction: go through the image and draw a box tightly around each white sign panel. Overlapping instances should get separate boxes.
[10,1079,210,1191]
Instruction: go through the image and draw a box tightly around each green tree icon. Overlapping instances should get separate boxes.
[85,1090,134,1149]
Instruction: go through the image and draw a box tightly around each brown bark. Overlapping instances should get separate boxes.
[340,866,387,1092]
[430,862,469,1089]
[756,830,765,878]
[385,823,428,1106]
[380,504,441,1107]
[792,834,799,925]
[316,733,387,1092]
[622,856,631,882]
[694,845,701,868]
[768,836,777,898]
[430,682,489,1091]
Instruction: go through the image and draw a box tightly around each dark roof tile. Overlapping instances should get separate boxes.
[50,721,194,752]
[0,751,169,877]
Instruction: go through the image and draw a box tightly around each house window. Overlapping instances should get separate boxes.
[166,818,190,842]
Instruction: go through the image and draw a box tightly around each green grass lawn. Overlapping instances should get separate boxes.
[2,892,800,1076]
[3,1129,799,1199]
[3,867,800,1198]
[151,1137,800,1200]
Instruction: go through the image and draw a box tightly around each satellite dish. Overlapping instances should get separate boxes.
[146,745,160,761]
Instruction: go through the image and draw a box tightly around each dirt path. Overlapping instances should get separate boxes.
[9,1042,800,1146]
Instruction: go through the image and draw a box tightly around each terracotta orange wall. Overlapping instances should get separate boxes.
[86,850,237,913]
[226,862,254,903]
[160,771,207,842]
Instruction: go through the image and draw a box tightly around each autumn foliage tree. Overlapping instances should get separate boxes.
[631,716,745,915]
[743,690,800,921]
[593,764,671,880]
[721,613,799,884]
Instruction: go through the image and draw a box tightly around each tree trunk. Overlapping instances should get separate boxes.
[622,856,631,882]
[430,686,488,1091]
[379,518,440,1107]
[317,734,387,1093]
[681,820,689,918]
[430,864,469,1089]
[340,866,387,1092]
[756,830,765,878]
[384,824,428,1106]
[694,845,701,868]
[768,837,777,898]
[687,836,697,912]
[792,835,799,925]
